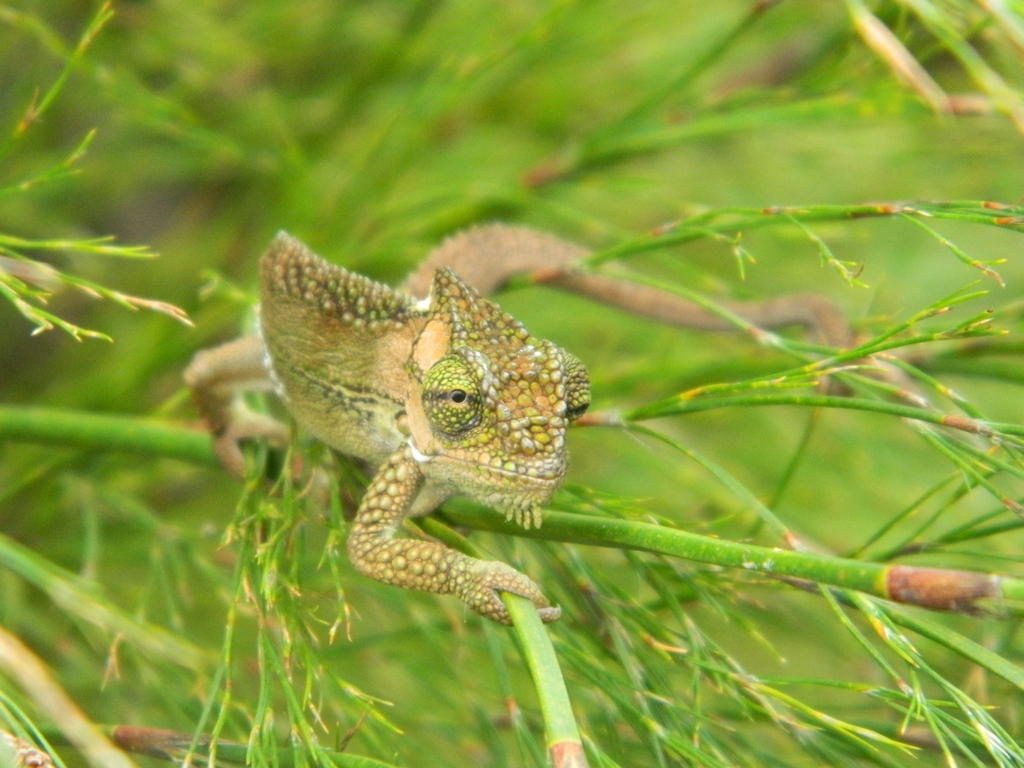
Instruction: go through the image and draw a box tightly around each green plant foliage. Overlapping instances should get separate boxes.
[3,1,1024,766]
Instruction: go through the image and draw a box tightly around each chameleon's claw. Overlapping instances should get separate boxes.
[466,560,560,625]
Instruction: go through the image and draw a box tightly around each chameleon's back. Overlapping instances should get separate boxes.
[258,232,423,465]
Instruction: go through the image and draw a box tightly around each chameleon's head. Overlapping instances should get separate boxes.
[405,267,590,528]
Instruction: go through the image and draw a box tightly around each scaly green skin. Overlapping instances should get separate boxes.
[347,445,562,622]
[257,233,590,624]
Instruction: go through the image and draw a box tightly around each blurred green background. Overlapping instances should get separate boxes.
[2,1,1024,766]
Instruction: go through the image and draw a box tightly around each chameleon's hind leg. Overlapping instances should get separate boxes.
[346,445,560,625]
[184,335,288,475]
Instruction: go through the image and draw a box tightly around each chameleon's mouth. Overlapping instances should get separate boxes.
[435,455,563,521]
[441,455,564,486]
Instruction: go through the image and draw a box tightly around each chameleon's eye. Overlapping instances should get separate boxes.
[563,352,590,422]
[422,355,482,436]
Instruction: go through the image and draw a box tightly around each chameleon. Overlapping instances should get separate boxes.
[185,225,847,624]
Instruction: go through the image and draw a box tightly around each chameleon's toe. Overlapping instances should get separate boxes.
[536,605,562,623]
[212,413,289,477]
[466,560,559,625]
[211,432,247,478]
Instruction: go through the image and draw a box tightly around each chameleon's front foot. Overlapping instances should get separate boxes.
[465,559,561,625]
[347,446,560,625]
